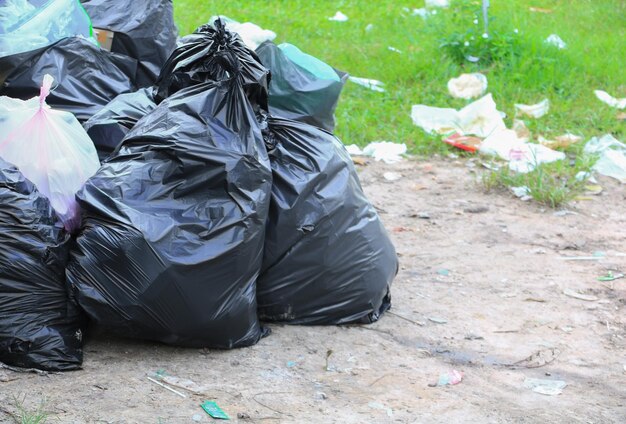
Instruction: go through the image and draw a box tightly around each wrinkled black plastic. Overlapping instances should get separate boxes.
[81,0,178,87]
[255,41,347,132]
[0,37,136,122]
[156,22,269,114]
[67,26,273,347]
[83,87,157,161]
[258,117,397,324]
[0,159,84,371]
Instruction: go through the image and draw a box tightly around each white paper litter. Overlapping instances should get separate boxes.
[447,73,488,99]
[524,378,567,396]
[411,93,506,137]
[594,90,626,109]
[211,17,276,50]
[545,34,567,49]
[328,11,348,22]
[514,98,550,118]
[480,129,566,173]
[349,77,386,92]
[412,8,430,18]
[383,172,403,182]
[388,46,402,54]
[583,134,626,183]
[425,0,450,7]
[511,186,531,200]
[345,142,407,164]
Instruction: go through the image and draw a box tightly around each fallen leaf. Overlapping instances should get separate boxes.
[617,112,626,121]
[563,288,599,301]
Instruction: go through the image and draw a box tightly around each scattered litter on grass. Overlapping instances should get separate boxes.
[383,172,402,182]
[443,133,481,152]
[348,76,386,92]
[586,141,624,184]
[545,34,567,49]
[214,17,276,50]
[563,289,599,301]
[514,99,550,118]
[365,23,374,31]
[388,46,402,54]
[368,402,393,417]
[523,378,567,395]
[201,401,230,420]
[480,129,565,173]
[428,317,448,324]
[411,93,505,137]
[412,8,430,18]
[447,73,488,99]
[529,7,553,13]
[598,271,624,282]
[594,90,626,110]
[425,0,450,8]
[584,134,626,183]
[430,370,464,387]
[328,11,348,22]
[513,119,531,142]
[539,133,582,150]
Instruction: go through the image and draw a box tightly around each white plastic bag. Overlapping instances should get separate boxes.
[0,74,100,231]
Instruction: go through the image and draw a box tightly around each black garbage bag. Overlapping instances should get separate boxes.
[81,0,178,88]
[0,37,136,122]
[0,159,84,371]
[255,41,347,132]
[66,48,273,347]
[257,117,397,324]
[83,87,157,161]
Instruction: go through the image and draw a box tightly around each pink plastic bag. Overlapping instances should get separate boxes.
[0,74,100,231]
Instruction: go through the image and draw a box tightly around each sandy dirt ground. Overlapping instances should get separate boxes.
[1,158,625,424]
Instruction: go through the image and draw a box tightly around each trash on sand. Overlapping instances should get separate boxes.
[368,402,393,417]
[213,16,276,50]
[201,401,230,420]
[328,11,348,22]
[583,134,626,183]
[0,74,100,231]
[480,129,565,173]
[510,186,532,200]
[411,93,506,137]
[362,141,407,163]
[514,99,550,118]
[539,133,582,150]
[594,90,626,110]
[349,76,386,92]
[598,271,624,282]
[425,0,450,7]
[447,73,488,99]
[545,34,567,49]
[432,370,464,386]
[563,289,599,302]
[147,377,187,398]
[428,317,448,324]
[509,348,560,369]
[437,269,450,276]
[523,378,567,395]
[383,172,403,182]
[443,133,482,152]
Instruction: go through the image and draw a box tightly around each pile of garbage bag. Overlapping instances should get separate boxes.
[0,9,397,371]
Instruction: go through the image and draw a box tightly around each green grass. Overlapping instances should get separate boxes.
[174,0,624,206]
